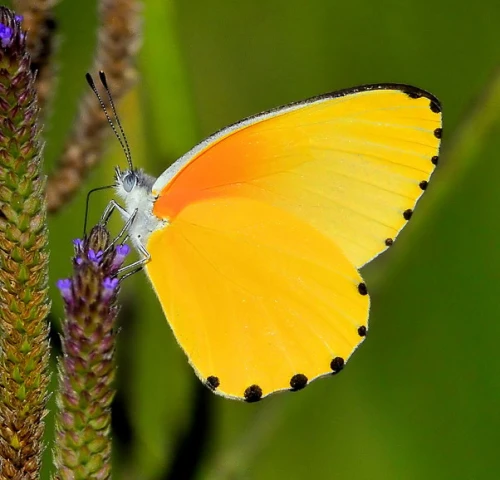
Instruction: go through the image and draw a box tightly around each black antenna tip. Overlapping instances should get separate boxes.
[99,70,109,89]
[86,70,134,171]
[85,72,96,88]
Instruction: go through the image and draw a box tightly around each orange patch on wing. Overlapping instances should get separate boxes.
[153,89,441,268]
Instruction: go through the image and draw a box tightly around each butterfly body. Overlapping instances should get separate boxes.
[114,169,159,248]
[113,83,442,401]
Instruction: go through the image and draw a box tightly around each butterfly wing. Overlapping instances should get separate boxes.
[146,84,441,399]
[146,196,369,400]
[153,84,441,268]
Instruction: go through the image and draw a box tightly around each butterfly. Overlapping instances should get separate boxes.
[90,73,442,402]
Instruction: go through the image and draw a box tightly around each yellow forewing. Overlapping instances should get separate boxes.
[146,197,369,400]
[154,86,442,268]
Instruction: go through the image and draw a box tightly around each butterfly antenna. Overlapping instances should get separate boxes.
[85,72,133,171]
[83,184,115,237]
[98,71,134,171]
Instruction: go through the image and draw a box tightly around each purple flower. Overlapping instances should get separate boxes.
[0,22,13,48]
[101,277,119,302]
[72,238,84,251]
[88,248,103,264]
[14,15,22,23]
[111,244,130,270]
[56,279,73,303]
[103,277,119,290]
[116,244,130,256]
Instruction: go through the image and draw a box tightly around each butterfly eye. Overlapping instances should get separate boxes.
[122,171,138,193]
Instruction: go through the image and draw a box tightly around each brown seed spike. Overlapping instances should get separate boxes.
[358,326,367,337]
[403,209,413,220]
[330,357,345,374]
[434,128,442,139]
[385,238,394,247]
[244,384,263,402]
[357,282,368,296]
[431,156,439,165]
[206,376,220,390]
[46,0,142,213]
[290,374,308,391]
[419,180,428,191]
[430,100,441,113]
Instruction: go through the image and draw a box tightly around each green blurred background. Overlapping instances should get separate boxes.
[6,0,500,478]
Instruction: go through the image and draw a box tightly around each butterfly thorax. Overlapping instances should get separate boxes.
[114,168,165,249]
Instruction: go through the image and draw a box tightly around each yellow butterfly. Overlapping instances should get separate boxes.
[95,76,442,402]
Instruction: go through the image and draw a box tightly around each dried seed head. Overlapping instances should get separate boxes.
[46,0,141,213]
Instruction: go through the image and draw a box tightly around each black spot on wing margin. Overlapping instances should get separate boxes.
[290,374,308,391]
[244,384,263,402]
[330,357,345,374]
[206,376,220,390]
[357,283,368,295]
[403,209,413,220]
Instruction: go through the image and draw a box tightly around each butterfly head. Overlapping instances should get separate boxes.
[116,166,138,193]
[114,167,156,203]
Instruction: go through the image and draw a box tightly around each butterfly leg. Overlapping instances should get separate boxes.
[99,200,138,250]
[100,199,131,225]
[110,208,138,248]
[99,200,152,278]
[118,243,151,280]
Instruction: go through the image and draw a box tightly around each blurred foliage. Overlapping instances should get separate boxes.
[4,0,500,478]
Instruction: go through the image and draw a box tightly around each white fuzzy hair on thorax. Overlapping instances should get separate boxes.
[114,168,166,249]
